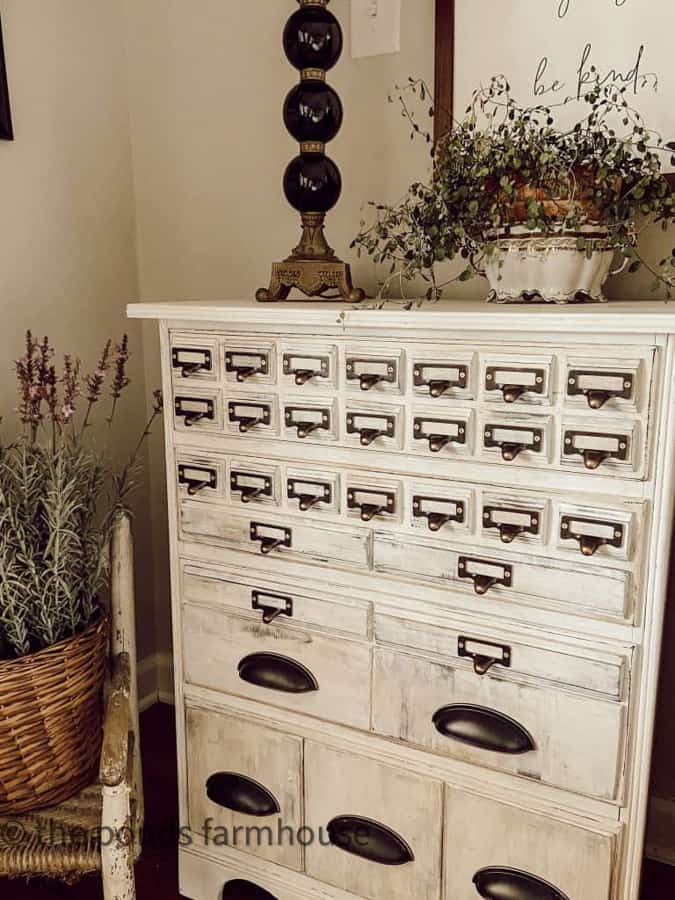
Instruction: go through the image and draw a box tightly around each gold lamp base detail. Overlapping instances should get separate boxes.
[257,213,365,303]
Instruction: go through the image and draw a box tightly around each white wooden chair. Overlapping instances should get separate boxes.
[0,512,143,900]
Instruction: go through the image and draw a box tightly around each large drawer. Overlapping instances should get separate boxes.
[304,742,443,900]
[373,532,633,621]
[372,613,629,800]
[179,500,370,571]
[186,707,303,871]
[443,788,616,900]
[182,603,372,730]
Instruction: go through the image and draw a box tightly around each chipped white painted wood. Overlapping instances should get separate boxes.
[130,298,675,900]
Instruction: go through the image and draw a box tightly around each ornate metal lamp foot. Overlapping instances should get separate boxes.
[257,213,365,302]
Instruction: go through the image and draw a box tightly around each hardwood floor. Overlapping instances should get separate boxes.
[6,703,674,899]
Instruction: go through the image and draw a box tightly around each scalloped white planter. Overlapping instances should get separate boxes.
[484,231,627,304]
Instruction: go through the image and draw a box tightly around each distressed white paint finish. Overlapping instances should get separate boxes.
[186,707,304,871]
[443,788,617,900]
[182,564,370,638]
[304,742,443,900]
[182,603,372,730]
[374,531,632,620]
[372,646,627,800]
[130,299,675,900]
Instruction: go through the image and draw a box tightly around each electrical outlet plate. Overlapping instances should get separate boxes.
[351,0,401,59]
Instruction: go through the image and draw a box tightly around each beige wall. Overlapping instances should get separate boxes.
[0,1,160,661]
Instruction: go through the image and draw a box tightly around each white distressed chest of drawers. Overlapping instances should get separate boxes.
[130,299,675,900]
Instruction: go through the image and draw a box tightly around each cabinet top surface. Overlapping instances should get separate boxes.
[127,297,675,334]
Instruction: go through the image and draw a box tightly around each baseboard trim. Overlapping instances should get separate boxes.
[138,652,175,711]
[646,795,675,865]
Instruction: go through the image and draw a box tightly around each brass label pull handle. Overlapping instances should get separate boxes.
[250,523,292,556]
[285,407,331,439]
[175,397,215,427]
[231,472,273,504]
[414,418,467,454]
[178,465,217,496]
[287,478,332,511]
[458,557,513,595]
[413,496,465,532]
[560,516,624,556]
[348,489,396,522]
[347,413,395,447]
[458,636,512,676]
[283,353,330,386]
[172,347,212,378]
[563,430,629,470]
[228,403,272,433]
[484,425,543,460]
[252,591,293,624]
[225,351,269,382]
[567,369,634,409]
[413,363,468,397]
[483,502,543,544]
[485,366,545,402]
[346,358,397,392]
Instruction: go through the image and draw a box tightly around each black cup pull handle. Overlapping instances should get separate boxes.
[205,773,280,817]
[222,881,278,900]
[433,704,535,755]
[238,652,318,694]
[473,867,569,900]
[327,816,414,866]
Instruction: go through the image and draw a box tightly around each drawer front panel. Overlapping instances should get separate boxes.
[563,351,652,415]
[183,604,371,729]
[180,502,370,570]
[443,789,615,900]
[372,647,626,799]
[280,343,338,391]
[480,354,554,407]
[304,742,443,900]
[182,566,370,638]
[373,534,631,620]
[186,707,303,870]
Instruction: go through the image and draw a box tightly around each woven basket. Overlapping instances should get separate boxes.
[0,617,107,815]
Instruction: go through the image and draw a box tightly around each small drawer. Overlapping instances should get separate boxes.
[176,456,222,500]
[228,461,280,508]
[344,348,404,395]
[410,481,473,537]
[304,742,443,900]
[223,341,276,387]
[480,414,552,465]
[373,618,628,799]
[170,334,219,382]
[410,407,473,457]
[561,418,642,476]
[444,789,616,900]
[182,565,369,637]
[564,353,651,414]
[282,398,337,443]
[345,404,403,451]
[286,468,340,515]
[346,477,402,524]
[226,395,278,438]
[183,605,371,730]
[180,503,370,571]
[410,347,475,401]
[281,343,337,390]
[556,503,636,561]
[186,707,303,870]
[480,492,549,547]
[373,534,632,621]
[480,354,554,406]
[173,390,222,433]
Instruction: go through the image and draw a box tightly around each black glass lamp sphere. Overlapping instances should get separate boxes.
[283,153,342,213]
[283,81,343,144]
[283,7,343,72]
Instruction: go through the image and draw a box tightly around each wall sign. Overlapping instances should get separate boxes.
[0,16,13,141]
[435,0,674,175]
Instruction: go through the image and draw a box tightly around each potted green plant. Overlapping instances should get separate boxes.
[0,333,162,814]
[353,76,675,303]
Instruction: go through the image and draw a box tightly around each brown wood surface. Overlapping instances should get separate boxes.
[434,0,455,140]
